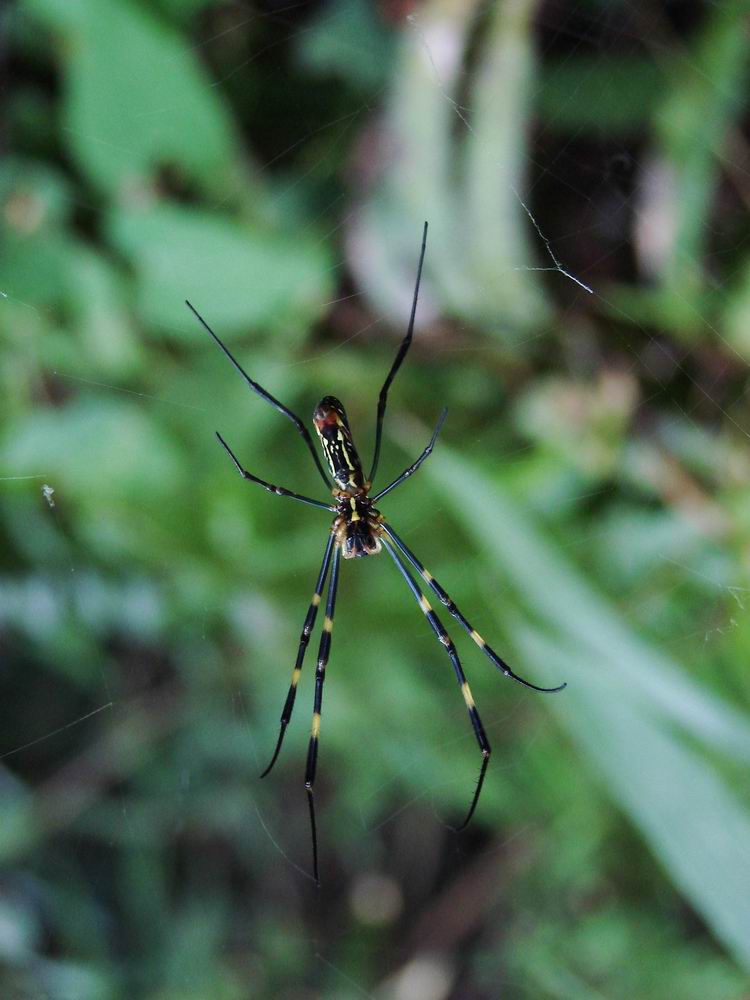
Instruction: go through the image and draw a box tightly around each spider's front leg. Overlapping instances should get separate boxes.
[381,536,492,831]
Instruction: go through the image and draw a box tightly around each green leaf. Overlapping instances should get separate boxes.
[0,229,74,308]
[652,1,750,299]
[722,256,750,355]
[422,440,750,970]
[423,443,750,764]
[66,248,141,377]
[537,57,666,133]
[107,204,334,337]
[518,629,750,973]
[297,0,395,90]
[24,0,236,194]
[2,396,183,502]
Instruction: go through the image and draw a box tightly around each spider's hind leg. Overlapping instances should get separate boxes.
[381,524,566,694]
[260,531,336,778]
[381,536,491,832]
[304,542,342,885]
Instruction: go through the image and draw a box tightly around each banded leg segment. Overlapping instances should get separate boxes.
[382,524,566,694]
[216,432,335,512]
[305,543,342,885]
[260,531,337,778]
[381,536,491,832]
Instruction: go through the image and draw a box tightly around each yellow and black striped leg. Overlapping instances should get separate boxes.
[381,536,491,832]
[260,531,336,779]
[382,524,567,694]
[304,542,342,885]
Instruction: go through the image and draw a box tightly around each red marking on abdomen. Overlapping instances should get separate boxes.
[314,410,340,430]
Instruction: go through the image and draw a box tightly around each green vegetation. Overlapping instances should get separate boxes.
[2,1,749,997]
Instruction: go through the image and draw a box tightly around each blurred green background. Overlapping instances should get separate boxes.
[2,0,750,997]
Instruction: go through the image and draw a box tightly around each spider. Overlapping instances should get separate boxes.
[186,222,566,885]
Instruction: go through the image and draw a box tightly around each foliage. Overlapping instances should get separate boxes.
[2,1,750,998]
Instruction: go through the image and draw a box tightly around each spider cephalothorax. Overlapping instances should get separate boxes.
[332,491,382,559]
[186,222,566,886]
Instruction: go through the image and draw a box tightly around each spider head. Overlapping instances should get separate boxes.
[313,397,365,491]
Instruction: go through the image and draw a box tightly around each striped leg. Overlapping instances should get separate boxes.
[260,532,336,778]
[304,542,342,885]
[381,536,491,832]
[382,523,566,694]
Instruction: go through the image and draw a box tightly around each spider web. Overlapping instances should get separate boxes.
[1,0,749,997]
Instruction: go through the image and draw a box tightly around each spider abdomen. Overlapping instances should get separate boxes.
[313,396,366,491]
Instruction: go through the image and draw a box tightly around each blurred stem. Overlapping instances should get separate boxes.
[353,0,549,336]
[652,0,750,297]
[465,0,550,328]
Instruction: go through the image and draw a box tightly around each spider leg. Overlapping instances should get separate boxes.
[368,221,428,485]
[381,536,491,832]
[371,407,447,503]
[216,432,335,512]
[186,300,332,490]
[260,531,337,779]
[382,524,567,693]
[304,542,342,886]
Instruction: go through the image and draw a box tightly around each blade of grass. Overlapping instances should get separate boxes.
[421,444,750,763]
[516,627,750,972]
[353,0,548,333]
[413,437,750,968]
